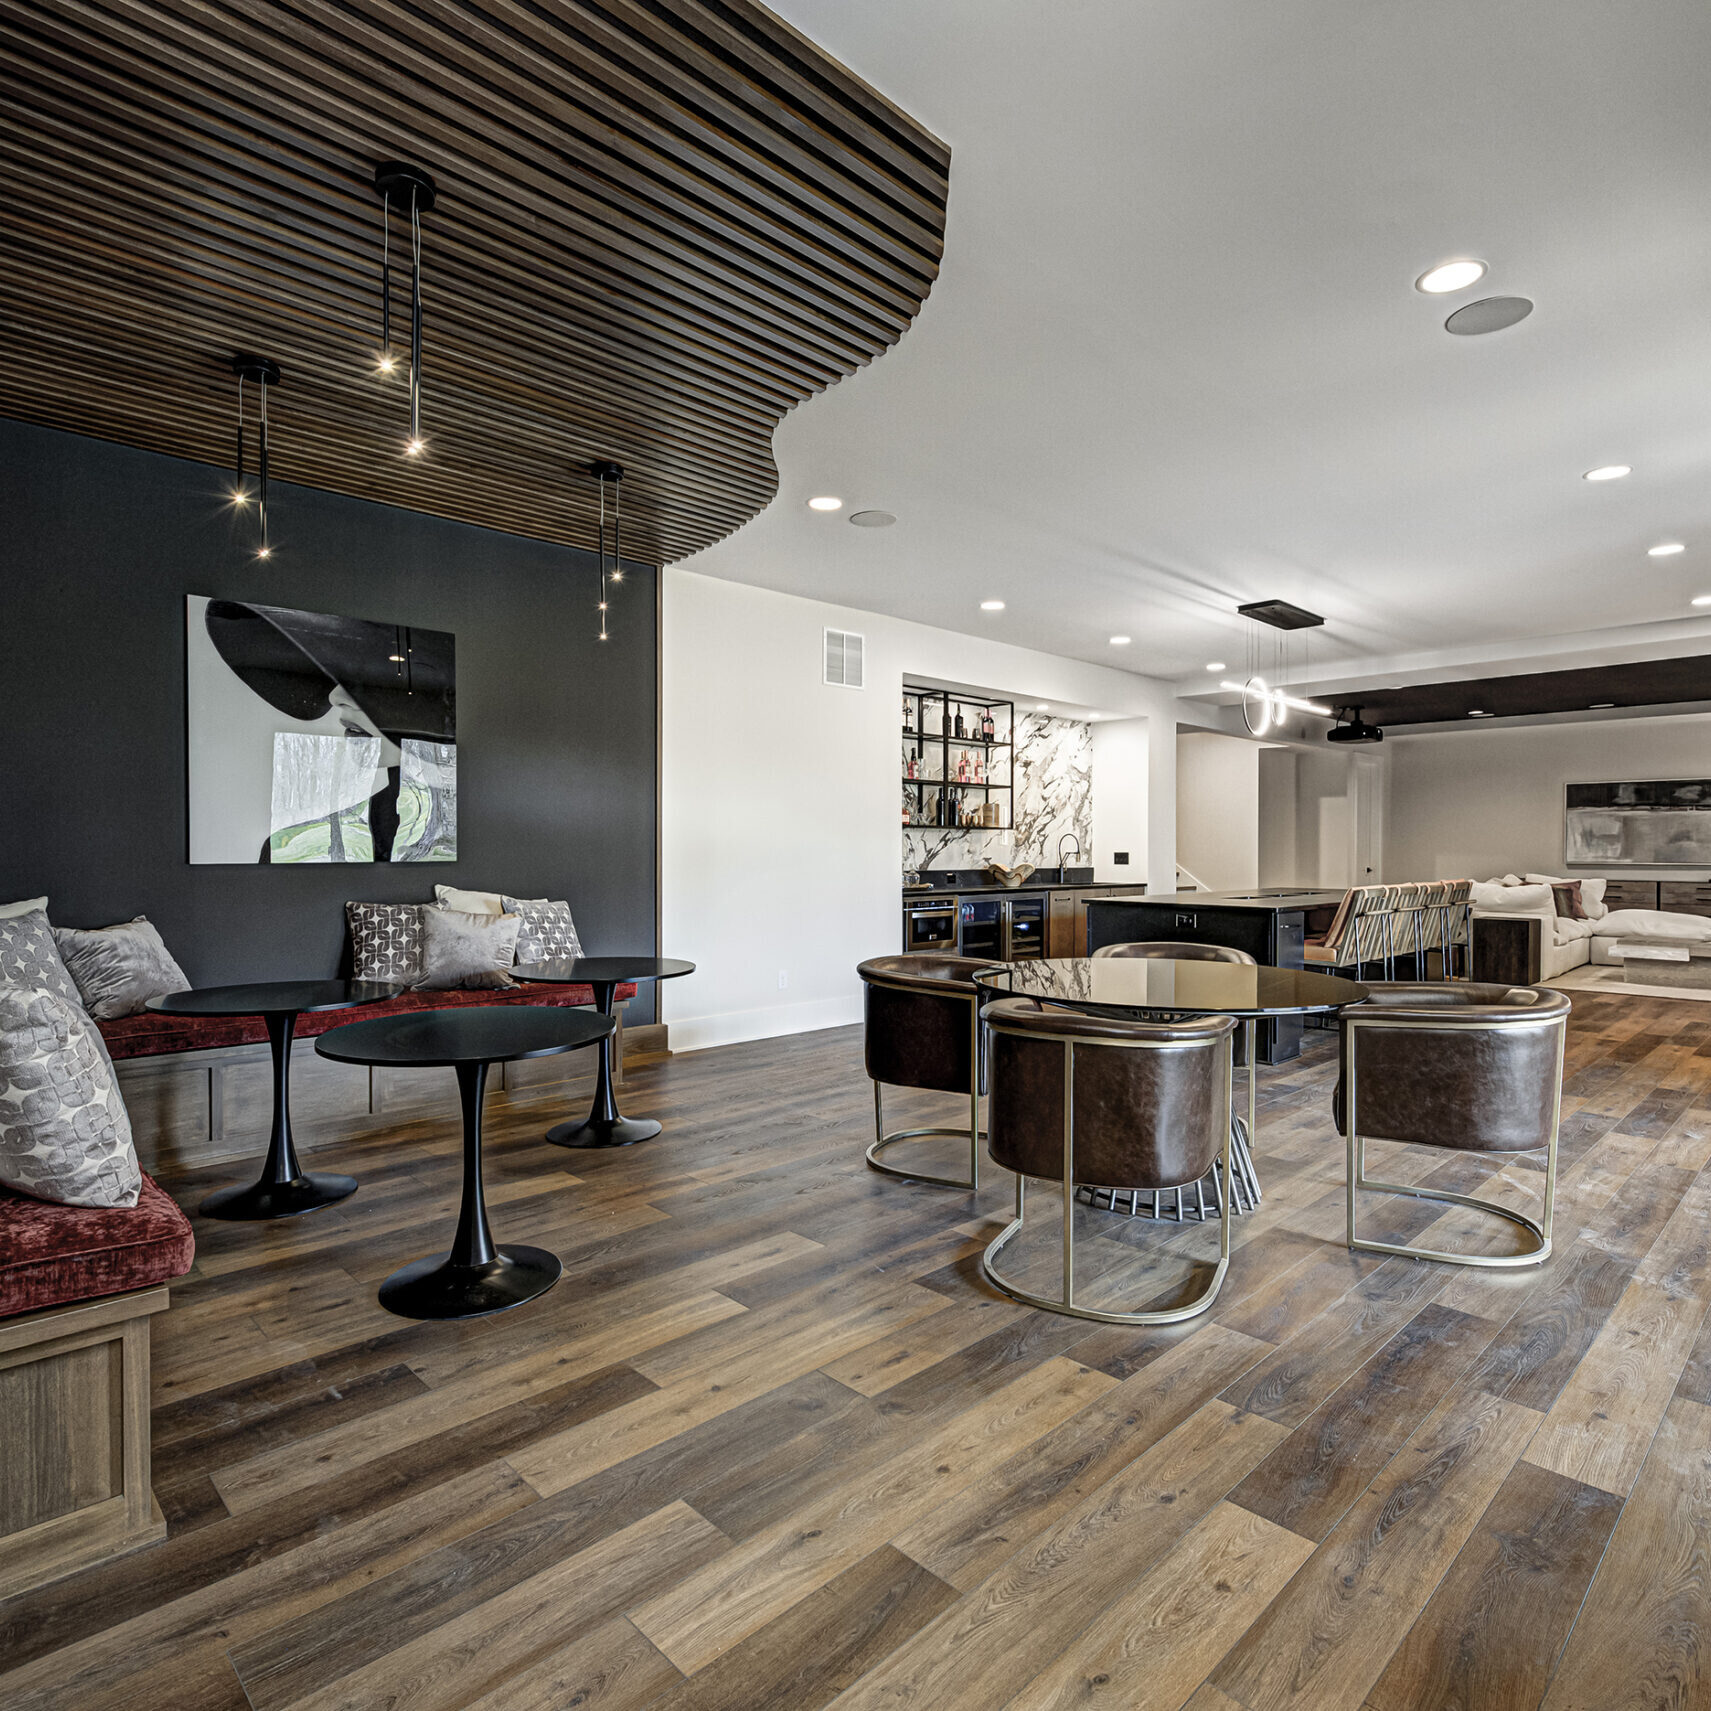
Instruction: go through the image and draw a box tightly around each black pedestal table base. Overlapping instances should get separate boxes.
[380,1060,561,1319]
[200,1011,357,1221]
[547,978,656,1149]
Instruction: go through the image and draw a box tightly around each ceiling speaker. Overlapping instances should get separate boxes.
[1445,296,1533,335]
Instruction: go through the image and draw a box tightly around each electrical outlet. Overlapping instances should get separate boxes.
[778,970,789,990]
[1114,851,1130,865]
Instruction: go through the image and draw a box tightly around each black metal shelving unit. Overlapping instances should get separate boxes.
[901,687,1014,831]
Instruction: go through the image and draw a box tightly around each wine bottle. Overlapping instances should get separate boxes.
[954,708,965,738]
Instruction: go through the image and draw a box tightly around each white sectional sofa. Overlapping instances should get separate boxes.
[1471,873,1711,979]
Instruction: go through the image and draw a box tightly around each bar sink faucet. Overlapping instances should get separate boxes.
[1058,832,1083,870]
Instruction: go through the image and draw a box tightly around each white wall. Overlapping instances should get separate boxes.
[661,568,1184,1050]
[1386,712,1711,880]
[1257,749,1297,886]
[1175,731,1259,891]
[1091,719,1148,884]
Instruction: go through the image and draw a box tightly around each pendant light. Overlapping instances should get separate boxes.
[230,353,281,559]
[589,460,624,641]
[373,161,436,457]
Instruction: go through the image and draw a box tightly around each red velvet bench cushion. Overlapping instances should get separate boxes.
[97,982,638,1060]
[0,1172,194,1319]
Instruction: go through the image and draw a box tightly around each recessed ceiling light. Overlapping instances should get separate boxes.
[1583,465,1631,482]
[1589,703,1615,710]
[980,600,1005,611]
[1467,709,1493,718]
[1416,258,1487,294]
[807,495,842,511]
[1089,714,1102,721]
[1034,703,1048,711]
[1205,661,1227,672]
[1109,636,1131,646]
[1650,542,1686,557]
[1693,595,1711,607]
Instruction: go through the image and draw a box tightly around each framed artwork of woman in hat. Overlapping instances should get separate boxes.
[186,595,457,864]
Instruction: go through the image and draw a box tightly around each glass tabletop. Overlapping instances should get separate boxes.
[974,958,1367,1016]
[147,979,404,1017]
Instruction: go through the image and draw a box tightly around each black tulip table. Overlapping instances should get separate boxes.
[147,980,402,1220]
[511,957,696,1149]
[315,1005,613,1319]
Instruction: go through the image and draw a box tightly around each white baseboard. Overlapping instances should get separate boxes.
[667,995,862,1054]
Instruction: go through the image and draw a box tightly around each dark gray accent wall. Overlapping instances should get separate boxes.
[0,420,657,1016]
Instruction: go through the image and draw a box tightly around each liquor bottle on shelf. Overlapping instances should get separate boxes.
[982,708,995,741]
[954,708,965,739]
[940,700,950,735]
[902,693,913,732]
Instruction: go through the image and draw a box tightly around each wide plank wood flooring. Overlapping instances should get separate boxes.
[6,988,1711,1709]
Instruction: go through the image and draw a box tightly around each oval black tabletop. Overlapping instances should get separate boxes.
[974,958,1367,1016]
[511,957,697,985]
[314,1004,613,1068]
[148,979,404,1018]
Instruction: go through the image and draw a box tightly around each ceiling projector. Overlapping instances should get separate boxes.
[1327,705,1383,744]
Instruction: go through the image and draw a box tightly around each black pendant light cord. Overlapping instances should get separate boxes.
[235,371,246,503]
[257,372,269,555]
[409,188,423,446]
[598,473,609,642]
[381,196,391,357]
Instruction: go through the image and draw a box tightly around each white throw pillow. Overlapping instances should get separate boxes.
[1470,881,1554,917]
[0,985,140,1208]
[433,885,505,916]
[0,896,48,920]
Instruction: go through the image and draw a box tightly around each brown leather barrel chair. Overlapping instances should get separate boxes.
[1336,981,1570,1267]
[858,954,997,1189]
[981,996,1236,1323]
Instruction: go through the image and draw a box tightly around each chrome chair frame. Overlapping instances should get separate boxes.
[867,980,984,1190]
[981,1023,1234,1324]
[1343,1008,1566,1268]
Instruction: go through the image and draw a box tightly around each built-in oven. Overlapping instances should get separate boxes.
[904,896,959,953]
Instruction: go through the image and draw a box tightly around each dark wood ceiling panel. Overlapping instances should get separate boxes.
[0,0,949,562]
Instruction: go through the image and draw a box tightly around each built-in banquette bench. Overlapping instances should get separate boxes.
[0,1174,193,1597]
[105,980,647,1178]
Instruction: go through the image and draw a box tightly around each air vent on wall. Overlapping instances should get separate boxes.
[824,628,865,689]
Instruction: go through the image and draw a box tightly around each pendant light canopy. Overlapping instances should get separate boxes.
[230,353,281,559]
[590,460,625,642]
[373,161,437,457]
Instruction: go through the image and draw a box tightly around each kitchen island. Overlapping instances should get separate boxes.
[1084,888,1346,1062]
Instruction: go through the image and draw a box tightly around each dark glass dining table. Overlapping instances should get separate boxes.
[973,959,1368,1218]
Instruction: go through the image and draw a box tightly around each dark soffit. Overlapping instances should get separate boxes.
[0,0,950,564]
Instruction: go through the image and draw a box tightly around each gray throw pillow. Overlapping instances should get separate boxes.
[502,897,583,965]
[347,901,426,983]
[416,908,520,990]
[54,917,190,1021]
[0,985,141,1208]
[0,908,86,1015]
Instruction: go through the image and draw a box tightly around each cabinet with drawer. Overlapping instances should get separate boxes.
[1601,879,1661,910]
[1659,882,1711,919]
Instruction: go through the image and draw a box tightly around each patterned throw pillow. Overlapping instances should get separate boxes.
[0,985,141,1208]
[1550,880,1589,921]
[502,897,583,966]
[346,902,426,983]
[53,917,191,1021]
[415,908,520,990]
[0,908,86,1015]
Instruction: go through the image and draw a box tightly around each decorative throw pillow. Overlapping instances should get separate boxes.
[0,909,86,1015]
[0,985,140,1208]
[1550,880,1588,920]
[346,901,426,983]
[416,908,520,990]
[433,885,505,917]
[53,917,190,1021]
[502,897,583,965]
[0,896,48,920]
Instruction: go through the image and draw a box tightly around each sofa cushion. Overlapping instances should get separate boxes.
[0,1170,193,1319]
[1594,909,1711,943]
[0,985,140,1209]
[0,908,86,1014]
[1471,881,1554,917]
[95,982,636,1060]
[1525,873,1608,920]
[54,917,191,1021]
[346,901,426,984]
[1552,916,1596,944]
[504,897,583,965]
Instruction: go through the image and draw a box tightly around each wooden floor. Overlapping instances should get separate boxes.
[6,989,1711,1710]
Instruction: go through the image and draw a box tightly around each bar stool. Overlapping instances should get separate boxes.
[1336,981,1569,1267]
[981,996,1236,1323]
[858,954,996,1189]
[1086,940,1258,1217]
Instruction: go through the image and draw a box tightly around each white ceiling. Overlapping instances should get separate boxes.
[675,0,1711,696]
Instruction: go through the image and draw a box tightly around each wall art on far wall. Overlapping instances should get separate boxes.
[187,595,456,864]
[1566,778,1711,868]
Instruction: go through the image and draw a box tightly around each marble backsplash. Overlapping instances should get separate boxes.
[903,711,1091,874]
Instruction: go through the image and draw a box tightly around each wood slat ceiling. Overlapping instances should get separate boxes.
[0,0,949,563]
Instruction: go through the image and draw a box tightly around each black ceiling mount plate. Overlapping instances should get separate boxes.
[1238,599,1324,630]
[587,460,624,482]
[230,353,282,387]
[373,162,438,214]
